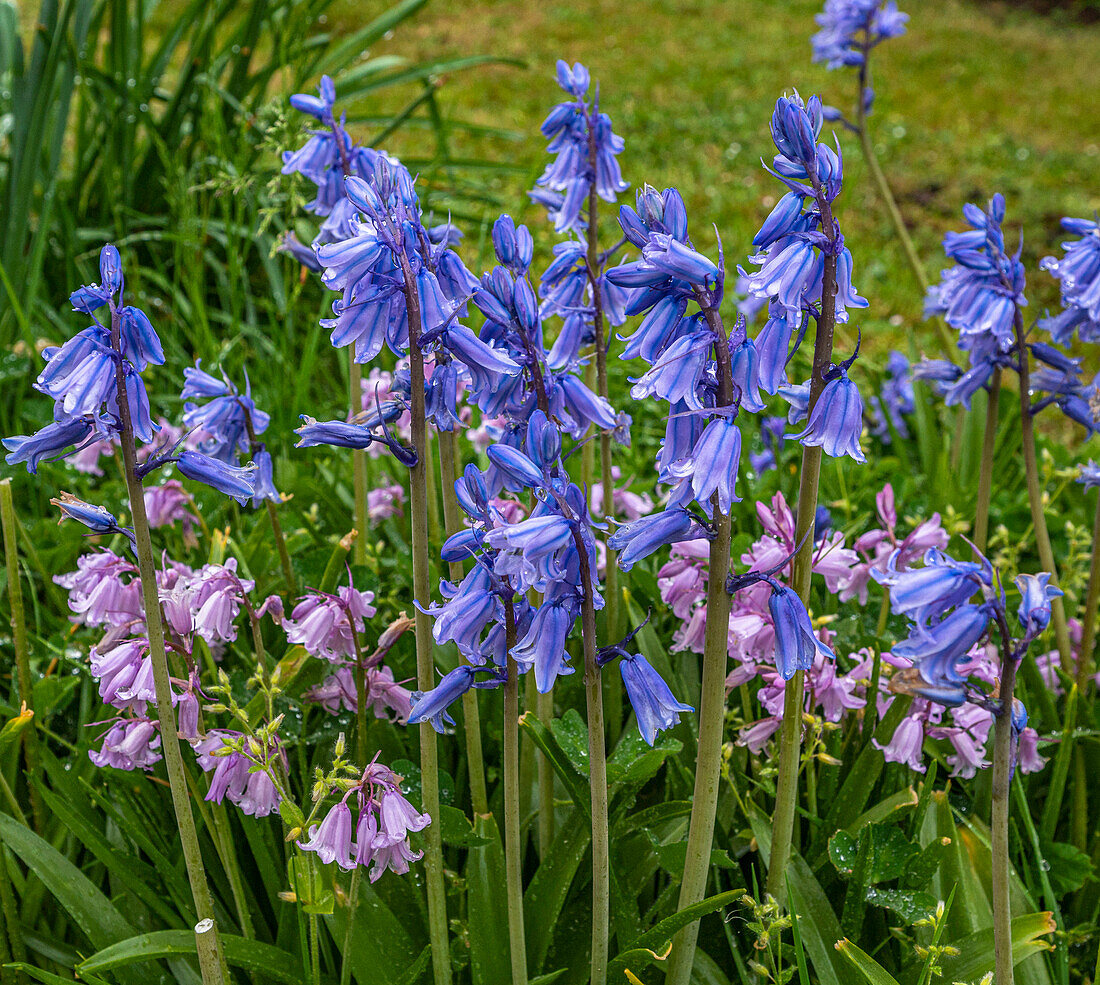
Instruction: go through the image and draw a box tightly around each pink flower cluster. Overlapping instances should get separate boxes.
[298,762,430,882]
[194,729,285,817]
[654,485,1046,778]
[289,572,413,723]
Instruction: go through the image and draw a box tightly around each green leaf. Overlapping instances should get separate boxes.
[606,889,743,979]
[467,814,511,985]
[4,965,112,985]
[438,805,492,848]
[325,879,423,985]
[864,888,936,924]
[524,814,590,973]
[651,839,736,877]
[1037,839,1093,895]
[835,939,902,985]
[606,726,681,787]
[29,675,79,719]
[78,931,307,983]
[936,912,1056,983]
[550,708,591,777]
[0,812,136,955]
[900,837,952,889]
[518,713,590,817]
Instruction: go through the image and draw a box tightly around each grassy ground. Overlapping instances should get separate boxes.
[350,0,1100,362]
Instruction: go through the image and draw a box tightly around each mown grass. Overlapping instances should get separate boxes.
[350,0,1100,362]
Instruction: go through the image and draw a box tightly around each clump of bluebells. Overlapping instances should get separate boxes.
[917,194,1099,434]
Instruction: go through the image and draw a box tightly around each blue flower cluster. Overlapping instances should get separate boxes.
[919,197,1099,434]
[5,245,257,507]
[867,351,914,442]
[1040,216,1100,346]
[811,0,908,70]
[530,60,628,234]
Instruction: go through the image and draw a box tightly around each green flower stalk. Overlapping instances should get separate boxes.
[0,479,44,835]
[398,253,452,985]
[108,306,228,984]
[503,602,528,985]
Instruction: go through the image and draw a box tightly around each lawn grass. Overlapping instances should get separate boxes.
[349,0,1100,362]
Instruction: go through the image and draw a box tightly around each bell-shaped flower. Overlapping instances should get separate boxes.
[768,584,835,680]
[792,369,866,463]
[619,653,693,746]
[299,801,356,870]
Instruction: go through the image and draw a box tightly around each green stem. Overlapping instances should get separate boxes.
[665,296,736,985]
[210,804,254,939]
[579,574,608,985]
[664,508,733,985]
[0,480,44,835]
[1077,493,1100,695]
[108,305,226,984]
[350,352,369,565]
[973,368,1002,553]
[350,618,368,769]
[309,912,321,985]
[400,254,452,985]
[0,845,28,978]
[340,868,361,985]
[990,647,1019,985]
[768,181,840,903]
[438,427,490,816]
[503,605,528,985]
[1015,311,1072,671]
[536,687,555,855]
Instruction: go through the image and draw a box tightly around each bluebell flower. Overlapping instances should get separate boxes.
[1080,461,1100,491]
[1015,573,1062,639]
[792,367,866,462]
[769,583,836,680]
[730,337,766,413]
[295,417,375,451]
[925,194,1025,354]
[892,603,990,703]
[51,492,131,539]
[811,0,908,70]
[250,447,281,506]
[689,417,743,514]
[628,330,714,408]
[512,596,578,693]
[408,665,506,733]
[868,350,914,441]
[1039,216,1100,345]
[531,60,627,233]
[618,653,693,746]
[607,508,711,571]
[69,244,123,313]
[4,417,96,472]
[175,451,257,504]
[754,306,795,394]
[485,444,545,491]
[874,547,990,629]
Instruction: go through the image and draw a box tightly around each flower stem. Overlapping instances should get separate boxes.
[536,687,555,854]
[309,912,321,985]
[349,619,369,769]
[400,256,452,985]
[108,309,226,984]
[990,649,1019,985]
[1077,492,1100,696]
[569,521,607,985]
[973,367,1002,554]
[350,353,370,565]
[1014,312,1072,671]
[666,297,735,985]
[0,479,44,835]
[503,603,529,985]
[768,189,840,904]
[340,867,361,985]
[438,427,490,816]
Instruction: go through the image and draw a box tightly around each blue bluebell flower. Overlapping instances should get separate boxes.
[811,0,908,70]
[51,492,132,541]
[1015,573,1062,639]
[1080,461,1100,491]
[607,508,711,571]
[792,367,866,463]
[874,547,990,629]
[4,417,96,472]
[867,351,914,441]
[408,665,507,733]
[689,417,743,514]
[294,417,375,451]
[1039,216,1100,345]
[512,596,578,693]
[531,60,627,233]
[175,451,257,504]
[769,583,836,680]
[892,603,990,704]
[618,653,693,746]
